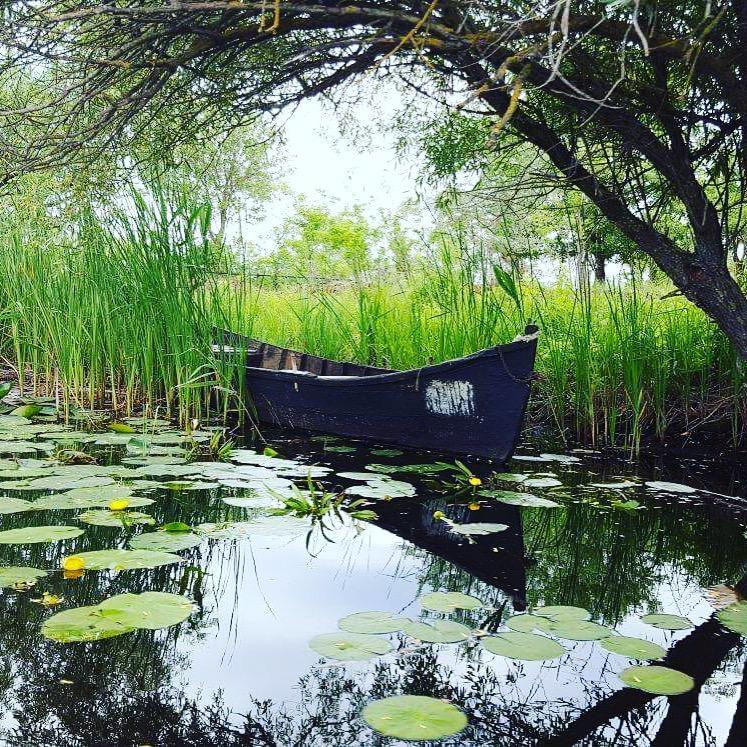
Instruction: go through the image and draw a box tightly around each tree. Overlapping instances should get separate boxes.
[2,2,747,354]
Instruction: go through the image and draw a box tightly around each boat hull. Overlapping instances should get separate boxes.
[233,336,537,462]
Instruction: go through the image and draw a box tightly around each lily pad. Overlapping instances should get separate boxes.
[640,613,693,630]
[338,611,406,634]
[0,525,83,544]
[523,477,563,488]
[42,604,134,642]
[345,479,415,499]
[481,631,566,661]
[644,481,697,494]
[589,481,638,489]
[10,404,42,418]
[419,591,484,612]
[195,521,257,540]
[366,463,452,475]
[549,619,615,640]
[309,632,392,661]
[505,614,553,633]
[495,473,529,483]
[97,591,194,630]
[76,509,155,527]
[534,606,591,621]
[618,665,694,695]
[717,602,747,635]
[0,566,47,588]
[479,490,560,508]
[129,530,202,552]
[449,522,508,536]
[324,445,356,453]
[0,496,34,514]
[12,474,114,491]
[72,548,182,570]
[600,636,666,660]
[370,449,404,457]
[362,695,467,741]
[401,619,472,643]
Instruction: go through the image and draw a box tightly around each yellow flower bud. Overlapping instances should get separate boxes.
[108,498,130,511]
[468,476,482,486]
[433,510,446,520]
[468,502,481,511]
[62,555,85,572]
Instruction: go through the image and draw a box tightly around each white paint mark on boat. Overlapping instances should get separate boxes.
[424,380,475,417]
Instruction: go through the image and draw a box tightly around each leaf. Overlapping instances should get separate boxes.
[640,613,693,630]
[196,521,257,540]
[309,632,392,661]
[370,449,403,457]
[345,479,415,499]
[495,473,529,483]
[534,605,591,621]
[338,611,406,634]
[129,530,202,552]
[419,591,484,612]
[618,665,694,695]
[505,614,553,633]
[97,591,194,630]
[479,490,559,508]
[644,481,697,494]
[0,496,34,514]
[400,619,472,643]
[109,422,136,434]
[481,631,566,661]
[42,604,134,643]
[523,477,563,488]
[10,404,42,418]
[362,695,467,741]
[161,521,191,533]
[324,445,356,453]
[589,481,638,489]
[449,521,508,536]
[600,636,666,660]
[366,463,452,474]
[76,509,155,527]
[0,566,47,588]
[0,525,84,544]
[549,619,615,641]
[716,602,747,635]
[0,382,12,399]
[72,548,182,570]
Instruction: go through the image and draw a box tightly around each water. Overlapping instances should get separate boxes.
[0,417,745,746]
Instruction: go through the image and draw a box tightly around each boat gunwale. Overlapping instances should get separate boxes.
[239,338,538,387]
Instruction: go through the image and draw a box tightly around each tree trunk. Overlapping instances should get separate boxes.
[593,251,606,283]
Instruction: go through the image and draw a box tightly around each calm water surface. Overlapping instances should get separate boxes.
[0,423,745,746]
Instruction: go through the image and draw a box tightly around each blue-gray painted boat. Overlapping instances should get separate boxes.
[215,326,539,462]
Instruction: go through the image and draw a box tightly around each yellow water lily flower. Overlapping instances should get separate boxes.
[468,476,482,486]
[468,502,481,511]
[108,498,130,511]
[62,555,85,572]
[32,592,64,607]
[432,510,446,520]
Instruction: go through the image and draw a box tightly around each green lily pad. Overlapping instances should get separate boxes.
[0,415,30,427]
[73,548,182,570]
[0,382,12,399]
[523,477,563,488]
[716,602,747,635]
[10,404,42,418]
[345,479,415,499]
[600,636,666,660]
[362,695,467,741]
[366,463,452,475]
[338,611,406,634]
[505,614,553,633]
[109,422,136,434]
[129,530,202,552]
[0,566,47,588]
[640,613,693,630]
[324,445,356,453]
[195,521,256,540]
[549,619,615,640]
[495,473,529,483]
[589,481,638,489]
[419,591,484,612]
[481,631,566,661]
[449,522,508,536]
[370,449,404,457]
[479,490,559,508]
[12,474,114,491]
[0,525,83,544]
[619,665,694,695]
[0,441,53,456]
[76,509,155,527]
[0,496,34,514]
[42,604,134,643]
[401,619,472,643]
[97,591,194,630]
[644,481,696,494]
[534,605,591,621]
[309,632,392,661]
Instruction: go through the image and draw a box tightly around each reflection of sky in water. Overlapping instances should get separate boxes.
[0,430,745,745]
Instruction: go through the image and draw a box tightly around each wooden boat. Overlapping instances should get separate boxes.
[214,326,539,462]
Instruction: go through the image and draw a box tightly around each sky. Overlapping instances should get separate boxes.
[250,90,436,251]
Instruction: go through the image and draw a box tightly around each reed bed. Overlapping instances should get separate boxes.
[0,193,742,448]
